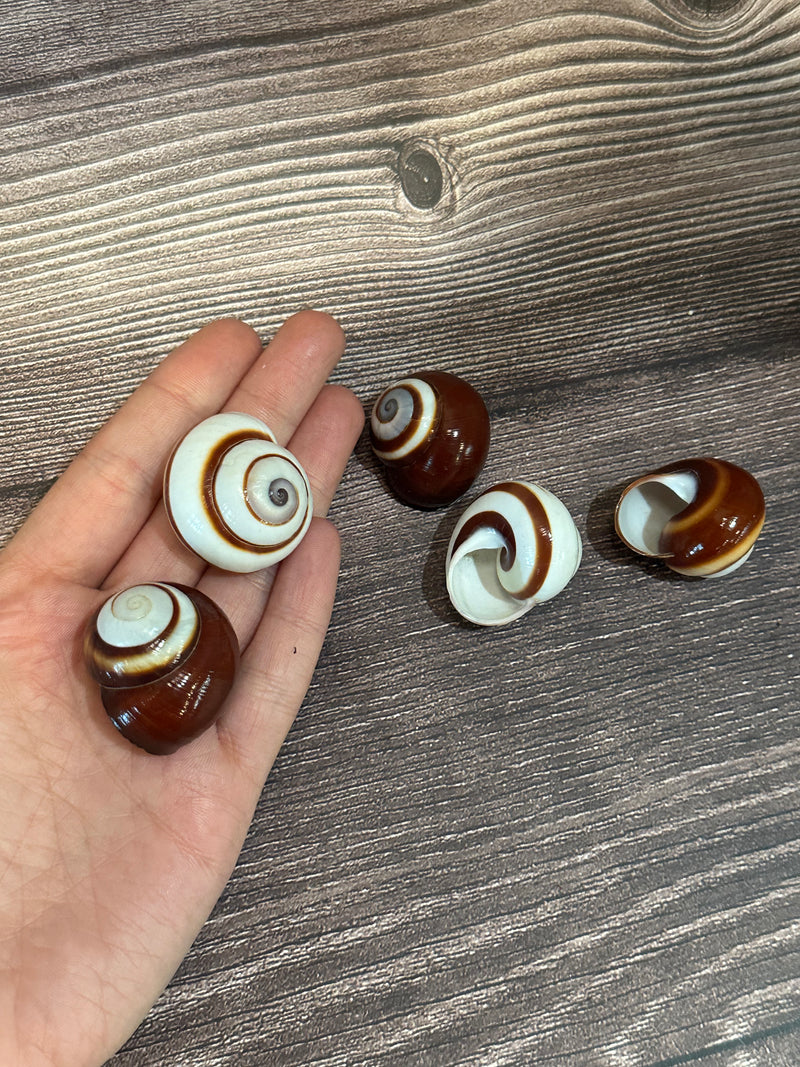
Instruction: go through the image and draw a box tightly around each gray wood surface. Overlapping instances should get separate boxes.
[2,0,799,1063]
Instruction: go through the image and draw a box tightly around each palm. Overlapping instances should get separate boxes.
[0,314,363,1067]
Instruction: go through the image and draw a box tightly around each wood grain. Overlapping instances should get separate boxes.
[1,0,799,1063]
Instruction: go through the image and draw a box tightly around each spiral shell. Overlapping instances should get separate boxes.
[83,583,239,754]
[369,371,490,509]
[446,480,582,626]
[163,412,313,573]
[614,457,765,577]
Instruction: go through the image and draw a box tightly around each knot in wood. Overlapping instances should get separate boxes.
[675,0,743,15]
[398,147,444,209]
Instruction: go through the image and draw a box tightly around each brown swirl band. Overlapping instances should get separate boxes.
[658,457,765,572]
[451,482,553,601]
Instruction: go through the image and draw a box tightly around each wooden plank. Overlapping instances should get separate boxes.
[107,355,799,1063]
[1,0,798,1063]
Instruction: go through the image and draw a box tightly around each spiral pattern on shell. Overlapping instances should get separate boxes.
[164,412,313,573]
[614,457,765,577]
[446,480,582,626]
[84,582,239,754]
[369,371,490,509]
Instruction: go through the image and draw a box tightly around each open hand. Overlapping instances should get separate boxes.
[0,312,363,1066]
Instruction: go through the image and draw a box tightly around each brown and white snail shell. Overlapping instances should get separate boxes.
[83,583,239,754]
[614,457,765,577]
[369,371,490,509]
[446,480,583,626]
[164,412,313,573]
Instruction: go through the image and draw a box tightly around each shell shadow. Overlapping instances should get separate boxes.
[351,423,417,512]
[351,423,403,510]
[351,418,376,476]
[353,420,484,624]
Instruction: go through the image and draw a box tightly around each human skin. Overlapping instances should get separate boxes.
[0,311,364,1066]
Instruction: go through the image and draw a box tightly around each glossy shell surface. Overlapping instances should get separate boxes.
[614,457,765,577]
[369,370,490,508]
[84,582,239,754]
[164,411,313,573]
[446,480,582,626]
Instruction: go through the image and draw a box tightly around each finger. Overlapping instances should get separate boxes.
[288,383,366,518]
[100,501,204,593]
[213,517,342,780]
[221,309,346,443]
[197,383,364,646]
[100,311,348,593]
[10,318,263,588]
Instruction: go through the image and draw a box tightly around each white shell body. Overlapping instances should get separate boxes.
[445,480,582,626]
[164,412,313,573]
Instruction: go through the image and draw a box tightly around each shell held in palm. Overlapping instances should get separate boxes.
[83,582,239,754]
[369,370,490,509]
[614,457,765,577]
[446,480,582,626]
[164,411,313,573]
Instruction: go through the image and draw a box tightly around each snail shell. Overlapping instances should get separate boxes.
[369,371,490,508]
[614,457,765,577]
[446,480,582,626]
[164,412,313,573]
[83,583,239,754]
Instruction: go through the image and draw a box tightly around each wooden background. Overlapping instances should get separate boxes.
[2,0,799,1062]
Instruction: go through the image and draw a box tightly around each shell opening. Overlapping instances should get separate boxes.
[616,471,697,556]
[447,538,530,628]
[449,550,530,626]
[446,481,582,626]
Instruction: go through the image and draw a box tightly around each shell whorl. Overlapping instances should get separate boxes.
[446,480,582,626]
[85,583,199,688]
[614,457,765,577]
[369,371,490,509]
[83,582,239,755]
[370,376,439,463]
[164,412,313,573]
